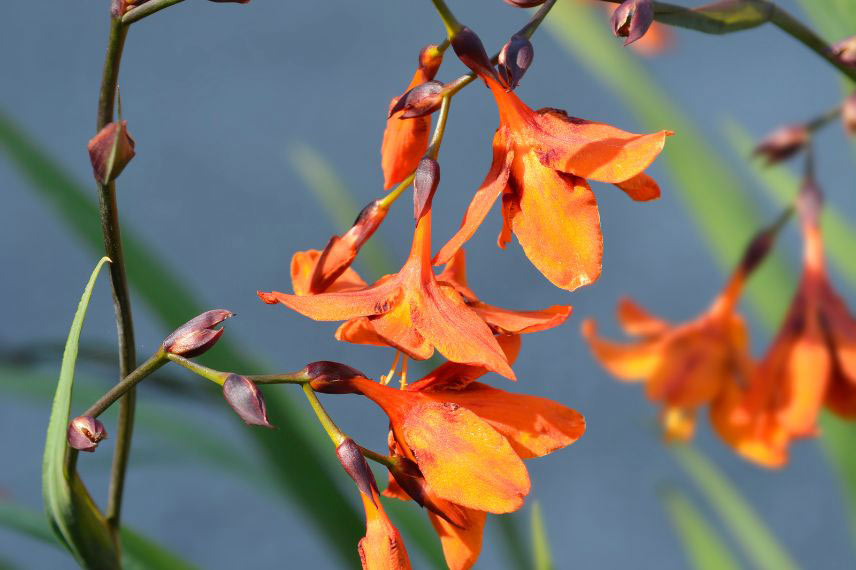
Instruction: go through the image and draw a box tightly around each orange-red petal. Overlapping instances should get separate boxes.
[471,301,572,335]
[582,319,662,381]
[428,509,486,570]
[612,172,661,201]
[257,275,402,321]
[358,489,411,570]
[408,334,522,392]
[615,297,670,337]
[382,109,431,190]
[291,249,367,296]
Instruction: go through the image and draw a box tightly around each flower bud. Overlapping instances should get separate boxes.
[451,26,500,83]
[504,0,546,7]
[388,81,445,119]
[162,309,233,358]
[67,416,107,452]
[498,34,534,90]
[305,361,367,394]
[336,438,379,504]
[223,374,273,428]
[829,36,856,67]
[738,213,790,275]
[842,92,856,135]
[752,124,808,165]
[87,120,136,184]
[413,158,440,221]
[610,0,654,46]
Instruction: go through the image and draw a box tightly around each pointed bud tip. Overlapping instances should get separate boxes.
[87,120,136,185]
[413,158,440,221]
[336,438,378,503]
[163,309,233,357]
[305,361,367,393]
[388,81,445,119]
[498,34,534,90]
[752,124,808,165]
[67,416,107,452]
[610,0,654,46]
[223,374,273,428]
[451,26,501,83]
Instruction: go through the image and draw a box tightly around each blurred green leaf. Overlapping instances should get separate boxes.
[672,446,798,570]
[661,487,741,570]
[819,413,856,545]
[42,256,120,569]
[796,0,856,44]
[653,0,773,35]
[546,0,791,326]
[530,502,553,570]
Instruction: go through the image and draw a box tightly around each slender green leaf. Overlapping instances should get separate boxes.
[530,502,553,570]
[654,0,773,35]
[42,256,120,569]
[819,412,856,545]
[796,0,856,43]
[661,487,741,570]
[672,446,798,570]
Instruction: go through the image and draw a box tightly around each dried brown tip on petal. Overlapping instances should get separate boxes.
[67,416,107,452]
[498,34,534,90]
[504,0,546,6]
[223,374,273,428]
[162,309,233,357]
[336,438,379,503]
[842,92,856,135]
[451,26,501,83]
[388,81,445,119]
[305,361,367,394]
[752,124,808,165]
[611,0,654,46]
[413,158,440,221]
[87,120,136,184]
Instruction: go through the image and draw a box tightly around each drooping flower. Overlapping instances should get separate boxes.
[382,45,444,189]
[712,180,856,467]
[434,64,670,291]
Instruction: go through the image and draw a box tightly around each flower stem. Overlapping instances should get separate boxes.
[249,371,312,385]
[166,353,229,385]
[358,445,396,469]
[806,105,842,132]
[302,384,346,447]
[122,0,186,25]
[426,96,451,160]
[430,0,463,38]
[82,352,168,418]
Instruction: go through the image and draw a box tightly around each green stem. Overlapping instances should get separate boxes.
[121,0,186,25]
[430,0,463,37]
[806,105,842,132]
[426,96,451,159]
[378,172,417,209]
[358,445,396,469]
[166,353,229,385]
[82,353,168,418]
[302,384,346,447]
[249,371,312,385]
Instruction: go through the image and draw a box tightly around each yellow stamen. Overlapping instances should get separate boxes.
[399,356,409,390]
[380,351,401,385]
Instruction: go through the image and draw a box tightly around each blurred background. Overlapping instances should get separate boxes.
[2,0,855,568]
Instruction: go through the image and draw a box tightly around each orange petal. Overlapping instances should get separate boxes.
[615,297,670,337]
[826,367,856,419]
[820,281,856,384]
[660,407,696,443]
[382,110,431,190]
[612,172,661,201]
[335,317,391,347]
[581,319,662,380]
[507,153,603,290]
[428,509,487,570]
[531,108,670,183]
[382,472,412,502]
[291,249,367,296]
[434,133,514,266]
[400,400,530,513]
[470,301,572,335]
[257,276,402,321]
[408,334,522,392]
[424,381,585,459]
[370,300,435,360]
[358,489,411,570]
[436,249,479,301]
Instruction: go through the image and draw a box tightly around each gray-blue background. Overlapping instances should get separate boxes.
[2,1,854,568]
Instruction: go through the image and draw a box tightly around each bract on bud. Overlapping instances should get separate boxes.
[610,0,654,46]
[67,416,107,452]
[336,438,379,504]
[504,0,546,6]
[830,36,856,67]
[305,361,367,394]
[223,374,273,428]
[752,124,808,165]
[498,34,534,90]
[451,26,500,84]
[413,158,440,221]
[388,81,446,119]
[388,455,468,527]
[87,120,136,184]
[162,309,233,358]
[842,92,856,135]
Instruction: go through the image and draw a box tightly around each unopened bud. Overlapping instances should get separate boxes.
[387,455,468,527]
[388,81,445,119]
[498,34,534,90]
[223,374,273,428]
[67,416,107,452]
[413,158,440,221]
[739,216,787,275]
[336,438,378,504]
[752,124,808,165]
[305,361,367,394]
[611,0,654,46]
[504,0,546,7]
[162,309,233,358]
[87,120,136,184]
[842,92,856,135]
[829,36,856,67]
[418,44,444,80]
[451,26,500,83]
[797,177,823,226]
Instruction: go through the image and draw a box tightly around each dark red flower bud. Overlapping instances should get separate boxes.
[223,374,273,428]
[87,120,136,184]
[305,361,367,394]
[67,416,107,452]
[498,34,534,90]
[387,455,468,527]
[503,0,546,7]
[451,26,500,83]
[842,92,856,135]
[388,81,446,119]
[162,309,233,358]
[829,36,856,67]
[413,158,440,221]
[336,438,379,504]
[611,0,654,46]
[738,209,791,275]
[752,124,808,165]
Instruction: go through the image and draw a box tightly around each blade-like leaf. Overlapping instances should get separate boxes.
[654,0,773,35]
[672,446,798,570]
[530,502,553,570]
[796,0,856,45]
[42,256,120,569]
[661,487,741,570]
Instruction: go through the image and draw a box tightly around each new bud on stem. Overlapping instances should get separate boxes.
[87,120,136,184]
[388,81,446,119]
[830,36,856,67]
[336,438,379,505]
[305,361,367,394]
[223,374,273,428]
[451,26,501,84]
[752,124,809,165]
[162,309,233,358]
[738,209,792,275]
[67,416,107,452]
[611,0,654,46]
[413,158,440,221]
[498,34,534,90]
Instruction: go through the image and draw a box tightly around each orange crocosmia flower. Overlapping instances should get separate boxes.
[382,45,444,189]
[582,275,751,442]
[358,486,411,570]
[434,73,670,291]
